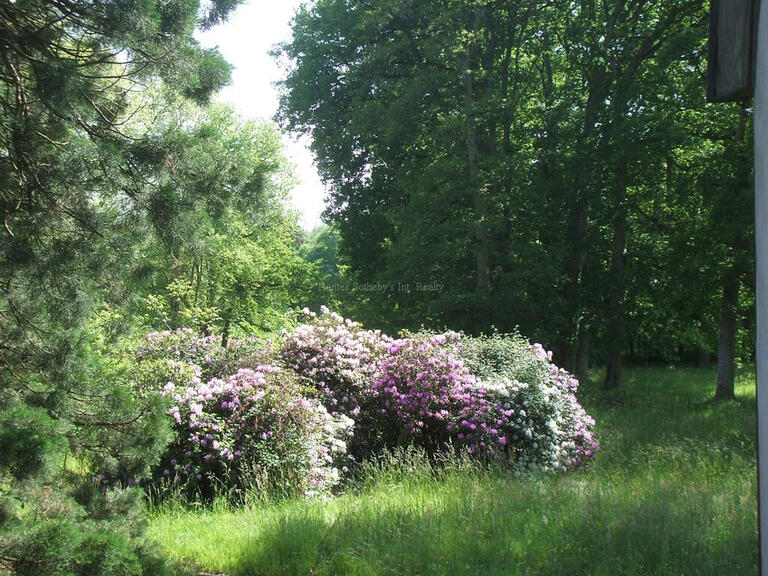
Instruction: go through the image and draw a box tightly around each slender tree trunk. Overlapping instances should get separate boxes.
[560,203,588,371]
[576,328,590,382]
[221,313,232,349]
[500,38,512,155]
[558,66,606,371]
[715,106,749,399]
[604,158,628,390]
[715,273,739,400]
[461,8,490,291]
[169,251,182,317]
[193,259,203,306]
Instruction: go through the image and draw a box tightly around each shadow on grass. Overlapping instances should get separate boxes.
[232,470,757,576]
[581,366,756,474]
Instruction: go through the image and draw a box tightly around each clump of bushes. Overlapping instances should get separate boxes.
[0,319,182,576]
[160,366,353,499]
[279,306,392,417]
[136,308,598,502]
[459,334,599,470]
[134,330,353,501]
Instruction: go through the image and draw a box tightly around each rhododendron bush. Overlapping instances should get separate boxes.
[159,367,353,499]
[459,335,599,470]
[135,308,597,501]
[134,330,353,501]
[278,307,392,415]
[367,332,477,454]
[278,306,392,456]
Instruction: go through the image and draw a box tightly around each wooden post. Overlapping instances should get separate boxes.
[755,1,768,571]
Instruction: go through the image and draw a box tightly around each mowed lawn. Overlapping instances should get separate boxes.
[147,366,758,576]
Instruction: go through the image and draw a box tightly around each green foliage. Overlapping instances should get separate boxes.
[277,0,754,381]
[6,516,178,576]
[10,520,85,576]
[300,225,347,310]
[0,2,276,574]
[120,101,314,340]
[0,404,66,481]
[0,0,758,572]
[74,531,143,576]
[460,332,549,384]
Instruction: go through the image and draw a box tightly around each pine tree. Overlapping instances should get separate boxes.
[0,2,243,572]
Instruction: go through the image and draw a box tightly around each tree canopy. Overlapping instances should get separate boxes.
[277,0,754,393]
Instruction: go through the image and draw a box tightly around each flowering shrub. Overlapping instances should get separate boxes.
[279,306,391,418]
[131,358,202,402]
[367,332,477,452]
[157,366,353,500]
[363,331,598,471]
[135,311,597,502]
[458,334,599,470]
[133,329,352,500]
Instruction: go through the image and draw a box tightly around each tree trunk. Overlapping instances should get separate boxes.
[715,274,739,400]
[221,314,232,349]
[714,106,749,399]
[576,328,590,382]
[193,259,203,306]
[604,159,628,390]
[461,8,490,291]
[558,66,606,371]
[559,201,588,371]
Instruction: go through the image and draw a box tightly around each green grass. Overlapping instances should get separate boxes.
[147,366,758,575]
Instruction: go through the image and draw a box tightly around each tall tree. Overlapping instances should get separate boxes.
[0,1,246,570]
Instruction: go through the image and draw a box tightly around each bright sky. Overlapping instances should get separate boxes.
[197,1,324,230]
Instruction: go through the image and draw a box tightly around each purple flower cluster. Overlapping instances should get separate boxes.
[164,367,279,469]
[157,365,353,498]
[365,334,567,466]
[462,343,599,471]
[368,333,478,450]
[279,306,391,417]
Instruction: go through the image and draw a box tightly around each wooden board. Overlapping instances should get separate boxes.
[707,0,757,102]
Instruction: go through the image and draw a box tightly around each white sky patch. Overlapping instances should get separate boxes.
[197,1,325,230]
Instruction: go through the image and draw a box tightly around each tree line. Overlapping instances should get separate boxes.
[278,0,754,395]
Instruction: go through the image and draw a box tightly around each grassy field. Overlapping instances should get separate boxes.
[147,366,758,576]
